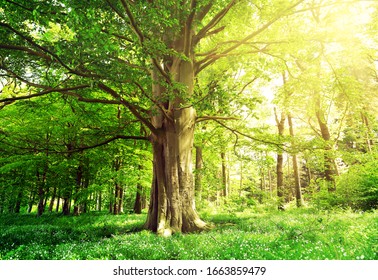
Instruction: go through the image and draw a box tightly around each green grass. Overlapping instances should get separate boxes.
[0,208,377,260]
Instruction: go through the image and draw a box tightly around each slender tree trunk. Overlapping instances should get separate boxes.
[14,188,23,214]
[361,112,373,152]
[0,186,5,214]
[287,114,304,207]
[133,162,146,214]
[28,190,35,213]
[275,108,286,210]
[194,145,203,202]
[74,163,86,215]
[48,186,56,212]
[43,189,49,212]
[112,159,123,215]
[114,186,120,214]
[36,169,47,217]
[259,166,265,203]
[63,197,71,216]
[315,104,337,191]
[239,160,243,196]
[118,184,124,214]
[82,162,90,213]
[55,189,60,212]
[133,182,143,214]
[113,183,119,215]
[305,160,313,184]
[268,169,273,198]
[107,183,112,213]
[221,152,228,197]
[97,191,102,211]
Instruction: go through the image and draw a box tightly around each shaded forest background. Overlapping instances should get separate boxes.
[1,0,378,220]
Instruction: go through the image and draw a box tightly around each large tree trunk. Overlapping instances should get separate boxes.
[145,107,208,235]
[144,7,211,234]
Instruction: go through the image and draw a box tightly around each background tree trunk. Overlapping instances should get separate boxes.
[361,111,373,152]
[195,145,203,202]
[275,109,286,210]
[96,191,102,211]
[55,190,61,212]
[14,188,23,214]
[133,182,143,214]
[221,152,228,197]
[36,169,47,217]
[315,101,338,191]
[288,114,304,207]
[48,186,57,212]
[62,195,71,215]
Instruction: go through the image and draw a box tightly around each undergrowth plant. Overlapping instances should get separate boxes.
[0,209,377,260]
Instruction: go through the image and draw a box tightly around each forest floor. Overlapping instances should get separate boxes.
[0,208,377,260]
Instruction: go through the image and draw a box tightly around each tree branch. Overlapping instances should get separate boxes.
[195,3,213,22]
[98,82,159,135]
[0,134,149,155]
[113,56,149,72]
[71,134,150,153]
[62,91,122,105]
[0,84,90,104]
[101,29,134,43]
[119,0,145,43]
[134,82,173,122]
[151,59,171,83]
[196,49,263,72]
[196,0,305,72]
[214,119,287,150]
[0,22,102,79]
[0,44,52,61]
[196,115,239,123]
[203,26,226,38]
[184,0,197,56]
[4,0,68,16]
[105,0,127,21]
[194,0,237,45]
[0,66,50,89]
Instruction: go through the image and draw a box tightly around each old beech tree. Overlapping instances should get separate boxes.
[0,0,305,234]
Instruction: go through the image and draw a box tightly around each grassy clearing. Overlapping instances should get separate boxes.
[0,208,377,260]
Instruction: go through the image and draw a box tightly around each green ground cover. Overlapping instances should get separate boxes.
[1,208,377,260]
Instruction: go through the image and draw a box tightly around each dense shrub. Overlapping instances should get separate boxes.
[335,161,378,211]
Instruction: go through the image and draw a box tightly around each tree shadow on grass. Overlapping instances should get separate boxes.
[0,212,146,251]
